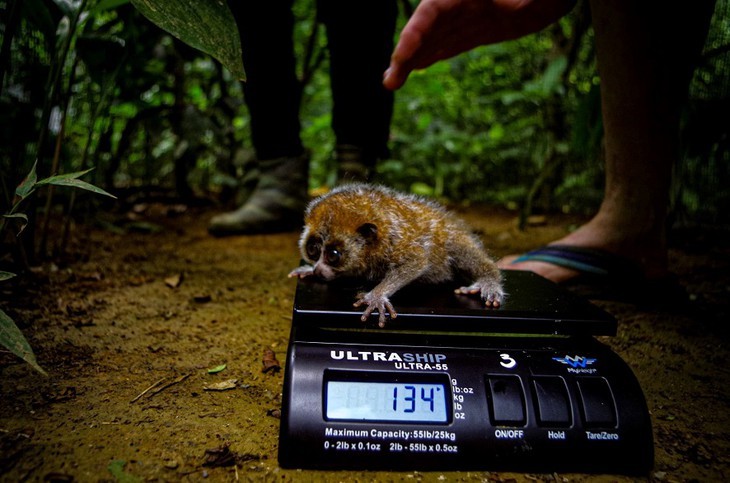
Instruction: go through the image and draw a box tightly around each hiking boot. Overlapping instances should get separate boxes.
[335,144,373,184]
[208,153,309,236]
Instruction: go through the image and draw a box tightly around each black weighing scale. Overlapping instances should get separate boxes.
[278,270,653,474]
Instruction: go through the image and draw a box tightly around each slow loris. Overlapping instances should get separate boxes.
[288,184,504,327]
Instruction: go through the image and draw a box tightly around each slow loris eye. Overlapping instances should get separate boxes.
[324,248,342,266]
[305,237,321,260]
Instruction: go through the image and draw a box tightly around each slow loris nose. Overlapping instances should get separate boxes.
[313,263,335,281]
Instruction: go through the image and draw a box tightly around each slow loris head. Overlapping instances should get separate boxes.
[297,192,380,281]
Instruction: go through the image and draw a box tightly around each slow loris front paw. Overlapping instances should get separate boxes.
[353,291,397,328]
[288,265,314,279]
[454,277,505,308]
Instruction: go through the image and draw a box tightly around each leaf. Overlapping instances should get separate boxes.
[31,168,116,198]
[35,167,93,184]
[0,271,17,282]
[130,0,245,80]
[540,55,568,95]
[3,213,30,236]
[107,460,142,483]
[3,213,28,221]
[524,55,568,97]
[410,182,434,197]
[207,364,226,374]
[37,177,117,199]
[0,308,47,376]
[164,273,183,288]
[262,348,280,373]
[204,379,238,391]
[15,161,38,200]
[126,221,163,233]
[203,443,238,467]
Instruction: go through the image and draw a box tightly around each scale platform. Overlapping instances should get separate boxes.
[279,270,653,474]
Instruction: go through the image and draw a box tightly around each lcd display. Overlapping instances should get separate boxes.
[325,381,449,423]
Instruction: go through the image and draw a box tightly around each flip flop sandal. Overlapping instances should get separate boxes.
[511,244,687,309]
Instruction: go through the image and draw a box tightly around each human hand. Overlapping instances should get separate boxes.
[383,0,576,90]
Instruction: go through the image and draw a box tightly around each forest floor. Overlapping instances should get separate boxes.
[1,200,728,482]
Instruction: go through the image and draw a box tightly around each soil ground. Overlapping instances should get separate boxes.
[1,202,728,482]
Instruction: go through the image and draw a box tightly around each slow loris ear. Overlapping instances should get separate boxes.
[356,223,378,243]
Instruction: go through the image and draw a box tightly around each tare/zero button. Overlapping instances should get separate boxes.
[576,377,617,428]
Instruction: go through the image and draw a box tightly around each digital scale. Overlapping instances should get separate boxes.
[278,270,653,474]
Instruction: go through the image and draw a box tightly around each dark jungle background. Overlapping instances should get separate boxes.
[3,0,729,252]
[0,0,729,356]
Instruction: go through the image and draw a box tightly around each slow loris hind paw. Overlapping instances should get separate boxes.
[455,278,505,308]
[353,291,397,328]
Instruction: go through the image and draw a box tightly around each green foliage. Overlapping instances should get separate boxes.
[383,15,601,211]
[34,167,117,197]
[0,162,115,374]
[0,272,15,282]
[0,305,47,376]
[129,0,245,80]
[2,0,727,226]
[674,0,730,226]
[1,0,602,212]
[2,161,116,235]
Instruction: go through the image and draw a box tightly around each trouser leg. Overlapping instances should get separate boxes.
[210,1,309,235]
[318,0,398,181]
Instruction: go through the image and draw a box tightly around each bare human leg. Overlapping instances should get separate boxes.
[499,0,715,282]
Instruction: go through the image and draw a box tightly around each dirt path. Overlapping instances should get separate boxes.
[1,204,728,482]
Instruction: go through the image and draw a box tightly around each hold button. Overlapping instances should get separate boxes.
[576,377,617,428]
[486,376,526,426]
[532,376,572,427]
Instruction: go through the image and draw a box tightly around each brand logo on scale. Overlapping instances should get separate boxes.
[552,355,597,368]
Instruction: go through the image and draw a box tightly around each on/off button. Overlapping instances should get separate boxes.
[486,375,526,426]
